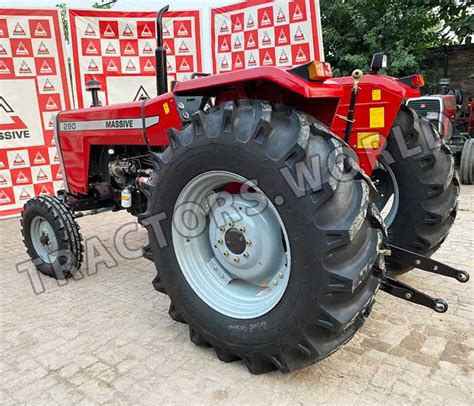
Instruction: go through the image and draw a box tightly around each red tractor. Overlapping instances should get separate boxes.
[21,7,469,374]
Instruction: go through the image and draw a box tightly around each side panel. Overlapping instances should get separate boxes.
[56,93,181,195]
[331,75,420,174]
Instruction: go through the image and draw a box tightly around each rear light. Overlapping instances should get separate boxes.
[411,74,425,88]
[397,74,425,89]
[308,61,333,81]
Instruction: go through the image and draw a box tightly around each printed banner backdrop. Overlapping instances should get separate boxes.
[0,8,71,218]
[211,0,323,74]
[69,9,203,108]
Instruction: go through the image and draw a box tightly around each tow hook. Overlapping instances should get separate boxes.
[379,244,470,313]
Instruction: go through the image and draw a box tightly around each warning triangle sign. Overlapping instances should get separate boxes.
[142,42,153,54]
[104,24,115,37]
[220,20,229,33]
[125,59,136,72]
[19,187,31,200]
[16,41,29,56]
[39,185,50,195]
[163,25,170,36]
[262,51,273,66]
[19,60,32,74]
[88,59,99,72]
[13,153,25,166]
[48,115,55,129]
[0,159,5,168]
[294,26,305,41]
[141,24,152,37]
[167,60,173,72]
[179,41,189,53]
[37,168,48,181]
[247,33,256,48]
[13,22,26,36]
[179,58,190,71]
[277,8,286,23]
[278,30,288,44]
[105,42,116,55]
[220,56,229,70]
[53,151,59,163]
[234,37,242,49]
[34,22,47,37]
[177,23,188,36]
[262,32,272,46]
[279,49,289,64]
[40,60,53,74]
[0,174,7,185]
[16,170,28,183]
[220,38,229,52]
[0,61,10,74]
[43,78,55,92]
[234,55,243,69]
[46,96,58,110]
[84,23,96,36]
[234,17,242,31]
[247,15,255,29]
[0,44,6,55]
[106,59,118,72]
[260,11,271,26]
[37,41,49,55]
[122,24,133,37]
[293,4,304,21]
[296,47,307,63]
[0,190,11,204]
[34,151,46,165]
[143,59,154,72]
[124,42,135,55]
[248,53,256,67]
[55,167,63,179]
[86,41,98,55]
[133,85,150,101]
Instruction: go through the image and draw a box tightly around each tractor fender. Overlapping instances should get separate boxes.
[173,67,344,127]
[330,74,421,175]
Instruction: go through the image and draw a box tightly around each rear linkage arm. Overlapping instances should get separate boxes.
[379,245,470,313]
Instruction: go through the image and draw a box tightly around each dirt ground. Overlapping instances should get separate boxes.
[1,186,473,405]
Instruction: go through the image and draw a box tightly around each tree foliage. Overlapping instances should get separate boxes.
[320,0,474,77]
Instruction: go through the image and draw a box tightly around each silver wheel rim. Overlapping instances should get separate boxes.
[172,171,291,319]
[30,216,58,263]
[372,156,400,227]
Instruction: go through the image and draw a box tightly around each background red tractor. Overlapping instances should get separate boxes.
[20,6,469,374]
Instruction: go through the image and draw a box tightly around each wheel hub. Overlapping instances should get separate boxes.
[30,216,58,263]
[224,228,246,255]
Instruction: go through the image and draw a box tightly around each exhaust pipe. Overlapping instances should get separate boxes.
[155,5,169,96]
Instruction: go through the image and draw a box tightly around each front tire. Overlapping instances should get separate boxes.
[140,101,386,374]
[460,138,474,185]
[21,195,83,279]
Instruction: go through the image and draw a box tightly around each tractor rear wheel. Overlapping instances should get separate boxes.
[21,195,83,279]
[372,106,459,275]
[139,100,386,374]
[460,138,474,185]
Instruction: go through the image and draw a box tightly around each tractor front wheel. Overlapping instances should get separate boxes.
[460,138,474,185]
[139,100,386,374]
[21,195,83,279]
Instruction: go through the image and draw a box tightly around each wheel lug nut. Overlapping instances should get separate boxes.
[243,253,249,258]
[278,272,284,279]
[217,239,223,244]
[219,227,225,232]
[272,280,278,286]
[246,240,252,246]
[228,222,234,227]
[239,226,246,233]
[223,251,229,257]
[233,257,240,263]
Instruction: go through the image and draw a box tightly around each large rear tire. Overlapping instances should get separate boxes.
[372,107,459,275]
[139,101,386,374]
[460,138,474,185]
